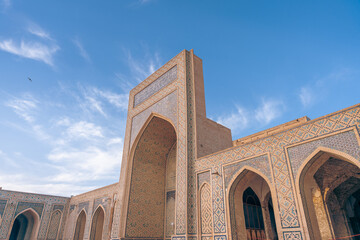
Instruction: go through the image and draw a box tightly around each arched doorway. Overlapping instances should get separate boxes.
[299,150,360,239]
[90,206,105,240]
[228,169,279,240]
[9,209,40,240]
[74,210,86,240]
[125,115,177,239]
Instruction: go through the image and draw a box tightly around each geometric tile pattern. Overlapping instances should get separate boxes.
[196,106,360,229]
[53,204,64,212]
[283,231,302,240]
[174,53,188,235]
[46,210,62,240]
[134,65,177,107]
[0,199,6,217]
[186,50,197,234]
[287,129,360,180]
[78,201,89,214]
[214,235,227,240]
[15,201,44,218]
[200,183,213,234]
[130,90,178,148]
[198,171,210,189]
[0,190,68,239]
[211,170,226,233]
[223,154,271,189]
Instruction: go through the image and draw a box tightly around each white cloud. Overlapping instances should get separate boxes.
[66,121,104,139]
[5,95,38,123]
[299,87,313,107]
[216,99,285,135]
[116,49,162,91]
[27,24,52,40]
[73,38,91,62]
[47,137,122,184]
[92,88,128,110]
[255,99,285,125]
[217,106,249,133]
[0,39,59,66]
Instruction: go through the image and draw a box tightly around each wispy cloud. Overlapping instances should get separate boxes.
[216,98,285,135]
[116,49,162,91]
[27,23,52,40]
[217,106,249,133]
[0,82,127,196]
[298,67,356,108]
[66,121,104,139]
[5,94,38,123]
[0,39,59,66]
[299,87,313,107]
[73,37,91,62]
[255,99,285,125]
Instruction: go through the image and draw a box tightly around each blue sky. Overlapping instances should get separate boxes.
[0,0,359,196]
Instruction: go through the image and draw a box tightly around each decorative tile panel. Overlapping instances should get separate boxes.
[46,210,62,240]
[214,235,227,240]
[198,171,210,189]
[186,51,197,234]
[15,201,44,218]
[223,154,271,189]
[200,183,213,234]
[287,130,360,180]
[134,65,177,107]
[53,204,64,212]
[212,171,226,233]
[78,201,89,213]
[283,231,302,240]
[0,199,6,217]
[130,90,178,148]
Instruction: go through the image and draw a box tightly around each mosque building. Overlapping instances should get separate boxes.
[1,49,360,240]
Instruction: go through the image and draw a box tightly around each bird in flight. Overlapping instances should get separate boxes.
[28,77,32,82]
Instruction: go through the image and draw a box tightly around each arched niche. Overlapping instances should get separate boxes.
[199,182,213,238]
[90,206,105,240]
[74,210,86,240]
[228,168,279,240]
[9,208,40,240]
[46,209,63,240]
[297,149,360,239]
[125,115,177,239]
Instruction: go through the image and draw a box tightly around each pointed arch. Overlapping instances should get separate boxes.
[125,114,177,238]
[8,208,40,240]
[74,210,87,240]
[296,147,360,240]
[199,182,213,237]
[226,166,280,240]
[46,209,63,240]
[90,205,105,240]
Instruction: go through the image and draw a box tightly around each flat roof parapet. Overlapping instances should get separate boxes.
[233,116,310,146]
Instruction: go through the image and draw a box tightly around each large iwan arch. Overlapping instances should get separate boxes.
[125,114,177,239]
